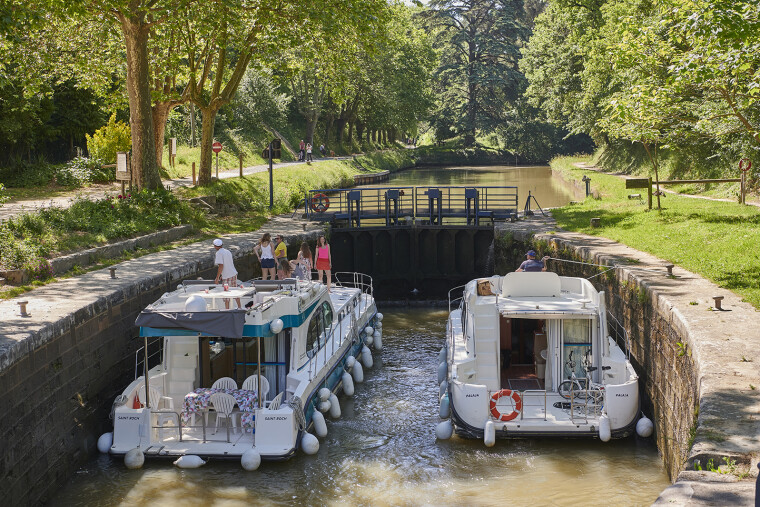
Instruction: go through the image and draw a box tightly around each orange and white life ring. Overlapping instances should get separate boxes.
[310,193,330,212]
[489,389,522,422]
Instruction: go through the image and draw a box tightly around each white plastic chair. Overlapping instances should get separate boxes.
[137,384,176,439]
[209,392,238,441]
[212,377,238,390]
[242,374,270,402]
[268,392,284,410]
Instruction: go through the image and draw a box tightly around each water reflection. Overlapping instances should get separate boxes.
[52,309,668,507]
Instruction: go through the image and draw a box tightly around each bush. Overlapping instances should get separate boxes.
[0,183,7,206]
[86,113,131,164]
[56,156,112,187]
[0,158,58,187]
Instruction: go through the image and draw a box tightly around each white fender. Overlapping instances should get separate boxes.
[374,334,383,351]
[437,361,447,384]
[439,380,448,398]
[313,410,328,438]
[318,399,331,413]
[124,447,145,469]
[375,321,382,330]
[342,371,355,396]
[599,413,612,442]
[364,334,374,346]
[97,432,113,454]
[301,433,320,455]
[353,362,364,383]
[436,420,454,440]
[318,387,331,402]
[328,394,341,418]
[636,415,654,438]
[364,326,374,335]
[241,449,261,471]
[174,455,206,468]
[438,347,447,363]
[361,345,373,369]
[439,393,450,419]
[346,356,356,370]
[375,312,383,321]
[484,421,496,447]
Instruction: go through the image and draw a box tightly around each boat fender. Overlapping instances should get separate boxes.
[361,345,373,369]
[439,393,450,419]
[364,326,374,336]
[318,400,332,413]
[328,394,341,418]
[437,361,447,385]
[174,455,206,468]
[484,421,496,447]
[599,414,612,442]
[439,380,448,398]
[438,347,447,363]
[375,312,384,321]
[364,334,374,347]
[302,433,320,455]
[373,334,383,351]
[373,329,382,339]
[342,371,355,396]
[636,415,654,438]
[375,321,382,330]
[313,411,328,438]
[318,387,331,402]
[97,432,113,454]
[436,420,454,440]
[241,449,261,471]
[353,362,364,383]
[346,356,356,370]
[124,447,145,469]
[270,318,284,334]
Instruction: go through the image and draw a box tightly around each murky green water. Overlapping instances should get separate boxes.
[52,308,668,507]
[373,165,576,209]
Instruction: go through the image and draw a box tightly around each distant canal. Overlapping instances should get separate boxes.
[368,165,576,209]
[52,308,668,506]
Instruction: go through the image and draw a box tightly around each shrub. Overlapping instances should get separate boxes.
[0,158,58,187]
[0,183,7,206]
[56,156,112,187]
[86,113,131,164]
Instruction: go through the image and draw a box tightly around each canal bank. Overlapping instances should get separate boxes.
[496,216,759,503]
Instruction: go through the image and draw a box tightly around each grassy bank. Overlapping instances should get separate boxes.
[550,156,760,308]
[354,150,415,173]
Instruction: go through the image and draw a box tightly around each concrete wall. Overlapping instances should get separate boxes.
[0,221,322,505]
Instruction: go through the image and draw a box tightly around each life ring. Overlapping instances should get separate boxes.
[489,389,522,422]
[310,193,330,212]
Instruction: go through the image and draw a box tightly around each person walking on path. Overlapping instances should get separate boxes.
[213,238,241,309]
[315,235,332,292]
[274,234,288,279]
[293,241,313,281]
[255,233,277,280]
[516,250,549,272]
[299,140,305,161]
[306,143,313,162]
[319,144,326,157]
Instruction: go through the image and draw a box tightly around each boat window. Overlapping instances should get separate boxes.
[562,319,592,380]
[306,306,324,359]
[321,301,333,333]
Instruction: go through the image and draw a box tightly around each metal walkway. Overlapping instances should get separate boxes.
[304,186,518,226]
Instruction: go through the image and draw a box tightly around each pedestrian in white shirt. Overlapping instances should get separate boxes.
[213,238,241,309]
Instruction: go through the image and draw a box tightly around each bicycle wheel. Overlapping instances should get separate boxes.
[558,380,583,400]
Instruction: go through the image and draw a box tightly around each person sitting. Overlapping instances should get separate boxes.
[516,250,549,272]
[279,257,294,279]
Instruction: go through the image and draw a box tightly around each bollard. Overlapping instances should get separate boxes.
[665,264,674,276]
[192,162,196,185]
[109,267,118,279]
[582,175,591,197]
[239,153,243,177]
[712,296,724,310]
[18,301,30,317]
[590,217,601,228]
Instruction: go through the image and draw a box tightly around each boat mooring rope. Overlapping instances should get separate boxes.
[546,257,672,279]
[288,395,307,431]
[110,395,128,423]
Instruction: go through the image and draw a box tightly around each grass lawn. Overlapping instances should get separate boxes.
[551,156,760,309]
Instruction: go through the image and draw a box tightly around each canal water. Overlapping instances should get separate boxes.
[373,165,576,209]
[52,308,668,506]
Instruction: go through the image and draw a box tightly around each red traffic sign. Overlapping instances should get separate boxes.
[739,158,752,172]
[212,141,223,154]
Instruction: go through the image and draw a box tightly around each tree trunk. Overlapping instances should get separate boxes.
[347,121,354,142]
[371,130,376,143]
[642,142,662,210]
[306,118,317,146]
[336,118,346,144]
[152,101,176,169]
[356,122,364,142]
[189,102,196,147]
[120,13,161,190]
[198,106,218,185]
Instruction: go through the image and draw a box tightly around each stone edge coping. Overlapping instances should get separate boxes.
[0,215,324,374]
[498,218,760,471]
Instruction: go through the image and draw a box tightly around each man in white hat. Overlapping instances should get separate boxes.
[213,239,240,309]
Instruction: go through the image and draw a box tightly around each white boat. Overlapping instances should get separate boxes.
[438,272,640,444]
[108,273,381,464]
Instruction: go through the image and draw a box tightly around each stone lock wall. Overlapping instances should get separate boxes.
[494,226,699,480]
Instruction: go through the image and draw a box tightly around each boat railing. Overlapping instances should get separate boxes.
[448,284,466,314]
[134,338,164,380]
[606,310,631,360]
[518,390,548,421]
[488,388,604,424]
[308,301,359,382]
[333,272,374,313]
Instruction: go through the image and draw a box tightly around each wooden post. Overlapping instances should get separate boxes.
[647,178,653,210]
[192,162,196,185]
[741,171,746,205]
[239,153,243,177]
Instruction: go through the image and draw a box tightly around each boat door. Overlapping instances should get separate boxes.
[560,319,593,382]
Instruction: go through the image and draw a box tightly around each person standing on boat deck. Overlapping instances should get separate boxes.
[516,250,549,272]
[315,235,332,292]
[213,239,241,309]
[274,234,288,279]
[255,233,277,280]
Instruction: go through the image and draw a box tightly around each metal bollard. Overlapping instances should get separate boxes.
[665,264,674,276]
[18,301,30,317]
[109,267,118,279]
[712,296,724,310]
